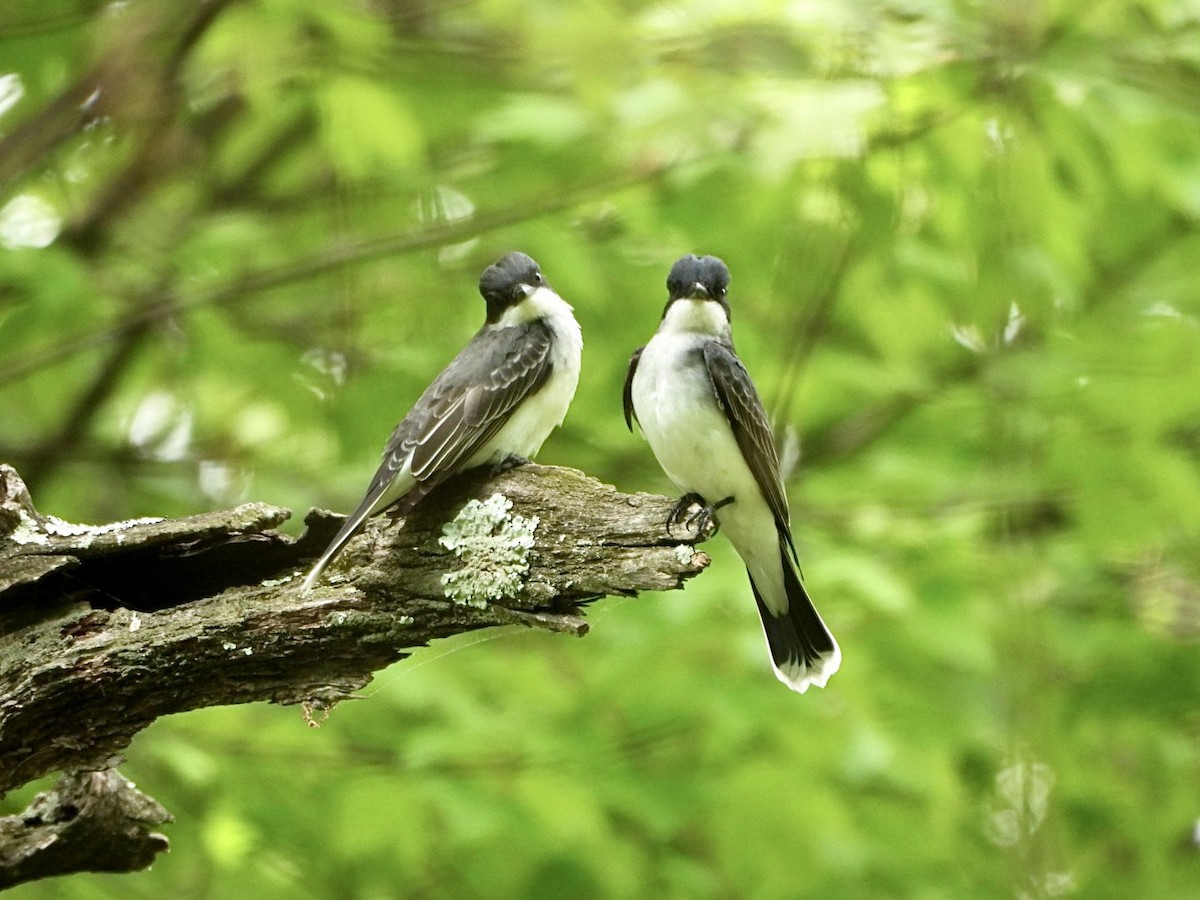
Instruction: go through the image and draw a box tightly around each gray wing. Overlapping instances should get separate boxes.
[371,318,555,509]
[622,346,643,431]
[702,341,791,538]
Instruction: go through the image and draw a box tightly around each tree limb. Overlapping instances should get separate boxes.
[0,455,708,803]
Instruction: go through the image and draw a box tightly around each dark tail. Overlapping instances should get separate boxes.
[748,542,840,693]
[300,504,374,593]
[300,476,444,593]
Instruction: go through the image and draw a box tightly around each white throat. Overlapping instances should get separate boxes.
[499,284,576,327]
[658,298,730,339]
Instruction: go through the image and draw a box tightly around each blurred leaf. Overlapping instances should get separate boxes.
[317,76,425,180]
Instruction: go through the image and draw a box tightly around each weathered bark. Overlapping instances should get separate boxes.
[0,771,171,891]
[0,462,710,885]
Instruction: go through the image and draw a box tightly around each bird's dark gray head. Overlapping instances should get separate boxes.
[479,251,544,322]
[666,254,731,316]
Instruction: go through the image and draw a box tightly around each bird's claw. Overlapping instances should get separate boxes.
[492,454,531,475]
[667,493,733,537]
[667,492,706,534]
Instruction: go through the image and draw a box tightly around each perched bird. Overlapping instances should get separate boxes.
[623,254,839,692]
[302,251,582,592]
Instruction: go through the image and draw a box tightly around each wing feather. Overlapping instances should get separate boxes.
[622,347,643,431]
[374,320,554,501]
[702,341,791,537]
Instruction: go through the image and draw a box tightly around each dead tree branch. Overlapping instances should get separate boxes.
[0,461,711,885]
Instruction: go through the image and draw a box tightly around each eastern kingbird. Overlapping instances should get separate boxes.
[623,254,840,692]
[302,251,583,592]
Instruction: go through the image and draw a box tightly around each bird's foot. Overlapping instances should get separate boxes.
[667,492,707,535]
[668,493,734,537]
[492,454,531,475]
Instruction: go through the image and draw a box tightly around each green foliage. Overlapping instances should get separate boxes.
[3,0,1200,896]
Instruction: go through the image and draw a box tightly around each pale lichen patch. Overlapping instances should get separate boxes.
[10,509,49,545]
[439,493,538,608]
[42,514,164,537]
[12,512,168,549]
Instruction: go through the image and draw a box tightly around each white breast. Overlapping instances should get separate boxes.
[630,331,760,509]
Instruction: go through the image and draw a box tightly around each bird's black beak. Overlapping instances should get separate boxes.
[687,282,711,300]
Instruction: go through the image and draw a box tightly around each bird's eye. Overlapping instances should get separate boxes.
[533,271,543,284]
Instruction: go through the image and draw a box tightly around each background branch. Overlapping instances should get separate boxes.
[0,166,669,386]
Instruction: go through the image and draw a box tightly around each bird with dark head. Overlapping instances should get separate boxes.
[624,253,840,693]
[479,251,545,322]
[302,251,582,593]
[664,253,731,316]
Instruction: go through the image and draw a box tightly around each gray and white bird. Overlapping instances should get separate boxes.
[623,254,839,692]
[302,251,582,593]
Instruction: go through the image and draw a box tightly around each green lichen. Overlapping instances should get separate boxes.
[439,493,538,608]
